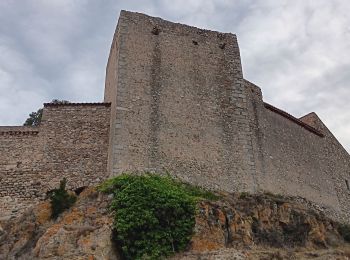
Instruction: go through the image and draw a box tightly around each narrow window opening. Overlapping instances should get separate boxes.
[346,180,350,191]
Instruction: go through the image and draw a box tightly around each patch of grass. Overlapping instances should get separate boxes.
[99,173,216,260]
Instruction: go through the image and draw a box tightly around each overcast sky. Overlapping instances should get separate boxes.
[1,0,349,151]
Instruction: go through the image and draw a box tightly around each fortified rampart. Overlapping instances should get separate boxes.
[245,81,350,221]
[0,10,349,223]
[0,103,110,219]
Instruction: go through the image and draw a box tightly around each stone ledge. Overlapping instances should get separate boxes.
[44,102,111,107]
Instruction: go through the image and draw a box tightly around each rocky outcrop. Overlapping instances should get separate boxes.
[189,192,344,251]
[0,187,118,260]
[0,189,349,259]
[177,192,350,259]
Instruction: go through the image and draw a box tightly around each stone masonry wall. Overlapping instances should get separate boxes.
[0,127,44,219]
[245,80,350,223]
[41,103,111,190]
[104,18,122,176]
[105,11,258,192]
[0,104,111,219]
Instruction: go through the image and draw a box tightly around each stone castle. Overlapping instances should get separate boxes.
[1,11,349,222]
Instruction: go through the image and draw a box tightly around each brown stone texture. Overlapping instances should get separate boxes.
[245,80,350,223]
[104,11,257,193]
[41,103,111,190]
[0,104,110,219]
[0,127,44,219]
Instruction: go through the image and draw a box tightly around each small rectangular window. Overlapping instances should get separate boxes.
[346,180,350,191]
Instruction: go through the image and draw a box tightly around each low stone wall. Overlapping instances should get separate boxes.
[0,128,44,220]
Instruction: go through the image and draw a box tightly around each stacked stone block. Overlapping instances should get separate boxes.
[0,103,111,219]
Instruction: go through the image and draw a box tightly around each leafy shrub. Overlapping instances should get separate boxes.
[338,224,350,242]
[47,178,77,219]
[99,173,216,260]
[23,108,43,126]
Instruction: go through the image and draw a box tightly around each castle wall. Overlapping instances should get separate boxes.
[0,127,44,219]
[245,80,350,222]
[260,108,340,210]
[104,19,122,176]
[299,113,350,222]
[41,103,111,190]
[105,11,258,192]
[0,104,110,219]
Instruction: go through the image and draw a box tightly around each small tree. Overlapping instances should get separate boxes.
[23,99,69,126]
[47,178,77,219]
[24,108,43,126]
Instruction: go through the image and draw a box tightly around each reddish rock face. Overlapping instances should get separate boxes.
[0,188,119,260]
[1,188,349,260]
[189,193,345,252]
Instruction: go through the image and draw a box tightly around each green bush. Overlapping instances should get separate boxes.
[47,178,77,219]
[99,173,216,260]
[338,224,350,242]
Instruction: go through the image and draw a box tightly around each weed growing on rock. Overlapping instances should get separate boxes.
[338,224,350,242]
[47,178,77,219]
[99,173,216,260]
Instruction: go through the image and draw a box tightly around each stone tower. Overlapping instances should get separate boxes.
[104,11,257,192]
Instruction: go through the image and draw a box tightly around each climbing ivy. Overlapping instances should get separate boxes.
[99,173,216,259]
